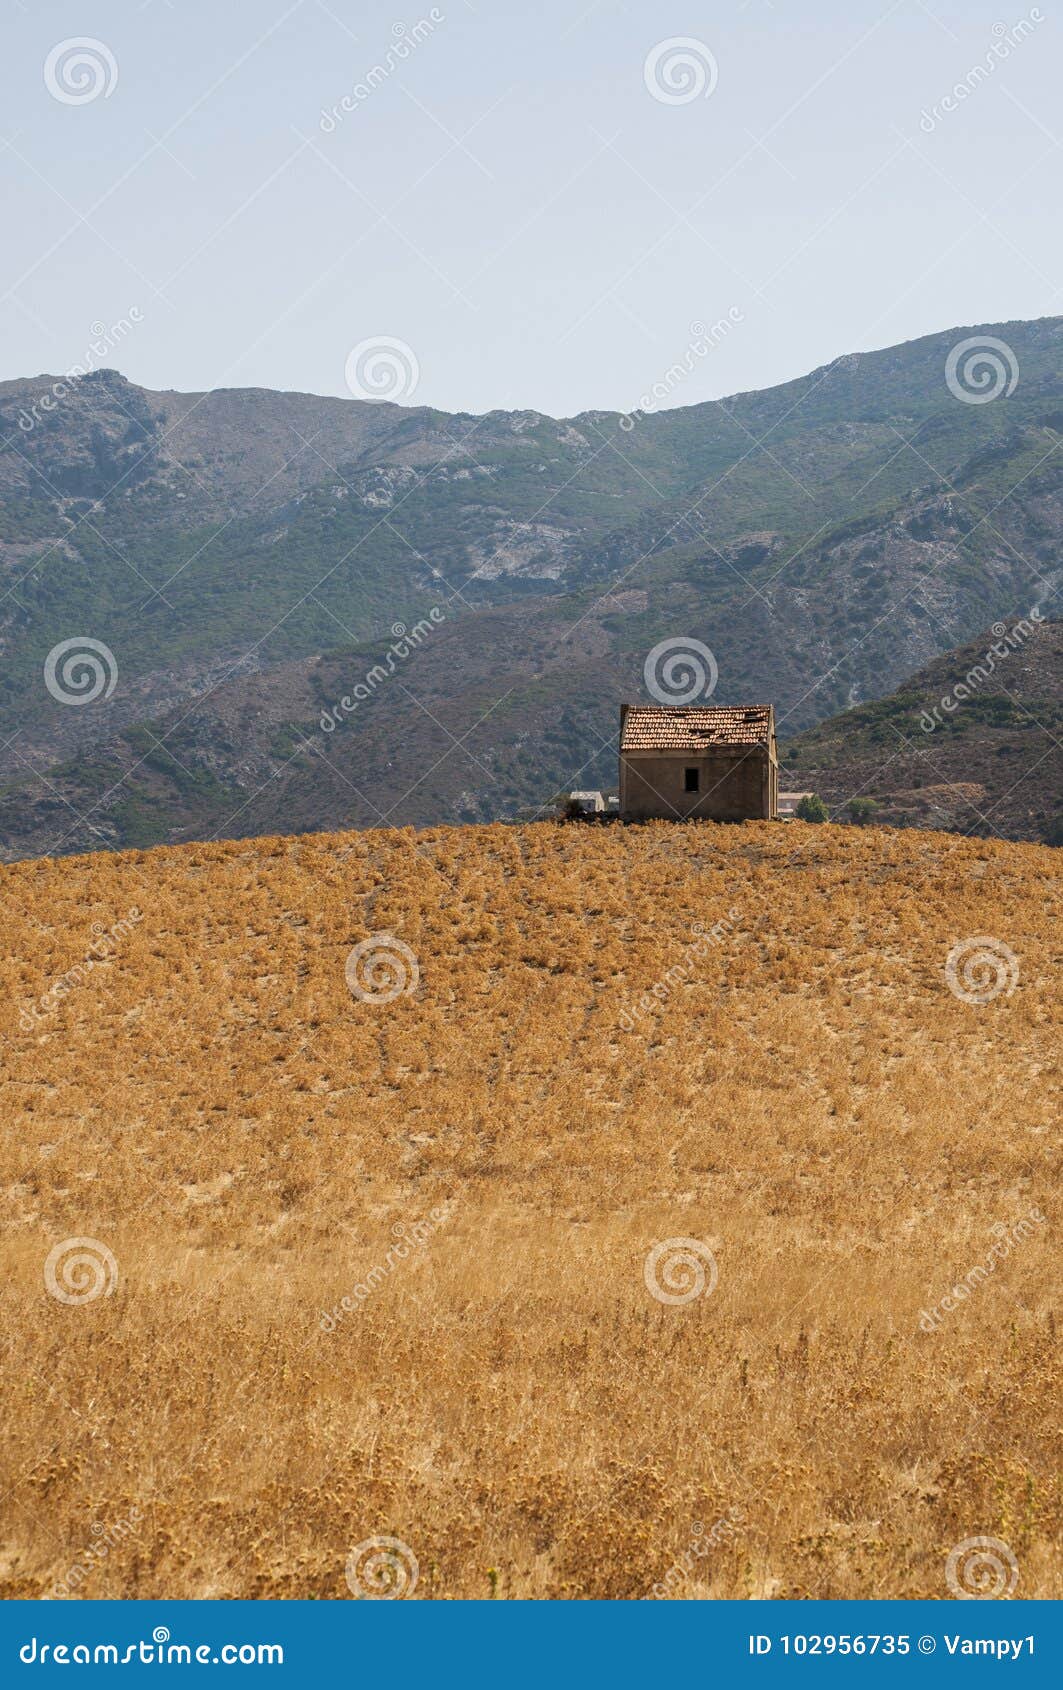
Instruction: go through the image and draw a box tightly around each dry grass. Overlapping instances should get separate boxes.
[1,820,1059,1600]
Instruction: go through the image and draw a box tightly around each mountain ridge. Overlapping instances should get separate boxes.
[8,304,1060,420]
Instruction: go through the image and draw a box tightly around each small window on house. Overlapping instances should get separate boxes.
[684,766,699,792]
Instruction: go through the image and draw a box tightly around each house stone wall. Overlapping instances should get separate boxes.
[620,750,772,820]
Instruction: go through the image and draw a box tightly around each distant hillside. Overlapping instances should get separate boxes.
[786,616,1062,844]
[1,820,1057,1597]
[2,606,1061,863]
[2,314,1062,859]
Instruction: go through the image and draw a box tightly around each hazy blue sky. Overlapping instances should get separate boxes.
[3,0,1060,416]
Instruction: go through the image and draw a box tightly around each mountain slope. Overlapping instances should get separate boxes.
[785,615,1062,843]
[1,514,1059,861]
[3,315,1063,857]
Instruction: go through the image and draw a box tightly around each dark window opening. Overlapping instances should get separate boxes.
[684,766,699,792]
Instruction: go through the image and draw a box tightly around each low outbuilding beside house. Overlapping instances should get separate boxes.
[568,790,605,815]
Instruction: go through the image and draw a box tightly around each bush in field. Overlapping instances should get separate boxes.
[796,793,829,823]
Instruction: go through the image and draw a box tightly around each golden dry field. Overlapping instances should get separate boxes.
[1,820,1059,1601]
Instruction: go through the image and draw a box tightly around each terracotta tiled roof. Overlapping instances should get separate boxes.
[621,704,773,752]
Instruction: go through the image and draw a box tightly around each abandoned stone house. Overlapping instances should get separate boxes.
[619,703,779,821]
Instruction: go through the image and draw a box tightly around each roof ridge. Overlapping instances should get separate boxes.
[624,703,771,711]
